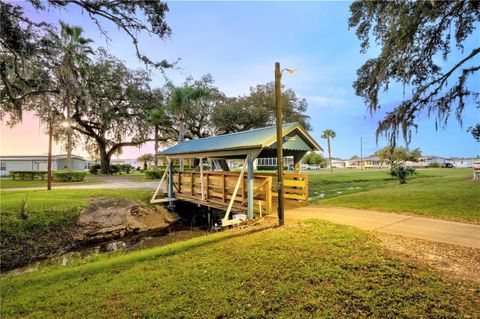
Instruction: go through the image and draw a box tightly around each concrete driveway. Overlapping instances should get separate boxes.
[283,206,480,249]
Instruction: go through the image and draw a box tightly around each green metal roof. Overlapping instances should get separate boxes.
[161,122,321,156]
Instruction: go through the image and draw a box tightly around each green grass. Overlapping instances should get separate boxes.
[308,168,480,223]
[0,189,152,269]
[0,177,101,189]
[0,189,151,213]
[1,220,478,318]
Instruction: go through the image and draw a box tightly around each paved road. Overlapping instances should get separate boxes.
[283,206,480,249]
[1,176,161,191]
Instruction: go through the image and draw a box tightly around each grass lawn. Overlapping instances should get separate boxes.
[0,189,152,269]
[308,168,479,223]
[0,177,101,189]
[1,220,478,318]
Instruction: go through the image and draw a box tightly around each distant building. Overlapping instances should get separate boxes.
[0,155,86,177]
[410,156,448,168]
[448,157,480,168]
[347,156,385,169]
[328,159,347,169]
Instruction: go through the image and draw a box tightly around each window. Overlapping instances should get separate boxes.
[1,162,6,171]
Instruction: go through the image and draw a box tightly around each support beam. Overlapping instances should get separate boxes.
[168,159,174,207]
[247,154,254,219]
[200,157,205,200]
[222,159,247,224]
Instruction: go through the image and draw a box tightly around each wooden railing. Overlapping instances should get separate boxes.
[172,171,272,215]
[256,172,309,203]
[169,171,308,214]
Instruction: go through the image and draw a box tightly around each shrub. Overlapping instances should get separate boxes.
[427,162,440,168]
[119,164,133,174]
[52,171,86,182]
[144,169,165,180]
[109,164,121,175]
[390,166,416,184]
[257,166,277,171]
[89,164,101,175]
[9,171,48,180]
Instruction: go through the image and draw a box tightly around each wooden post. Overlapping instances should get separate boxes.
[178,172,182,193]
[222,172,226,202]
[200,158,205,200]
[266,176,273,215]
[247,154,254,219]
[206,172,210,199]
[168,160,174,207]
[304,174,309,203]
[190,171,194,195]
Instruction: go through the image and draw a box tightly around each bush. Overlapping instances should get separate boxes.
[390,166,416,184]
[257,166,277,171]
[119,164,133,174]
[9,171,48,180]
[109,164,121,175]
[52,171,86,182]
[427,162,440,168]
[144,169,165,180]
[89,164,101,175]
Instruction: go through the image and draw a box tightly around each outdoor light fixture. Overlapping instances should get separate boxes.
[275,62,297,226]
[283,68,298,74]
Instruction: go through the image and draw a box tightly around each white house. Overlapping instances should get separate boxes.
[411,156,448,168]
[448,157,480,168]
[346,156,386,169]
[328,159,347,169]
[0,155,86,177]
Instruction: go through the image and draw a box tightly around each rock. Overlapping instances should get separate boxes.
[76,198,180,244]
[105,241,126,252]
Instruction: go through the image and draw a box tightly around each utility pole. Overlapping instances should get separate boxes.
[274,62,297,226]
[360,137,363,171]
[275,62,284,226]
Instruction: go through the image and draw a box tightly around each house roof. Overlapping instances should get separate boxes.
[161,122,321,157]
[0,154,86,161]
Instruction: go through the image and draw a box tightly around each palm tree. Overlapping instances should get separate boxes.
[55,22,93,171]
[169,85,209,143]
[169,85,209,170]
[137,154,155,171]
[321,129,336,173]
[148,107,167,169]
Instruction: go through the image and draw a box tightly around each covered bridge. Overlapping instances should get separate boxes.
[151,122,321,226]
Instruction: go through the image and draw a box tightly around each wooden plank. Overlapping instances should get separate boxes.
[190,171,194,195]
[222,172,226,202]
[283,180,307,187]
[206,173,210,199]
[151,198,176,203]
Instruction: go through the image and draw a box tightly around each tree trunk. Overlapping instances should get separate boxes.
[154,125,159,169]
[179,111,185,143]
[66,103,72,171]
[99,144,111,174]
[328,137,332,173]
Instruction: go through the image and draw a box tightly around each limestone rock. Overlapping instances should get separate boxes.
[76,197,180,243]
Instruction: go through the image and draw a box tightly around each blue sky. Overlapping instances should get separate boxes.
[3,1,479,159]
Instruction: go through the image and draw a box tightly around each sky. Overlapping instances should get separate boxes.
[1,1,479,160]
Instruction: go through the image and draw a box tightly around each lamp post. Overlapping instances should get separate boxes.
[274,62,297,226]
